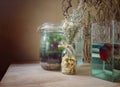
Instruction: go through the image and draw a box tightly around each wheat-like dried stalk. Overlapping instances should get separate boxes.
[62,0,120,62]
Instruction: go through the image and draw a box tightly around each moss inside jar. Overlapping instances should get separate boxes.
[39,23,65,70]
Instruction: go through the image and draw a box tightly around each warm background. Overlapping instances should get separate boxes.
[0,0,77,80]
[0,0,63,62]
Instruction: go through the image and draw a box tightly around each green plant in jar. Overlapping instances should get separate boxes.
[39,23,65,70]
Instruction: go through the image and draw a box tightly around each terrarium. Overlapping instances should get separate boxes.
[91,20,120,82]
[39,23,65,70]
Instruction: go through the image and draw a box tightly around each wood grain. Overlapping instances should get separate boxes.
[0,63,120,87]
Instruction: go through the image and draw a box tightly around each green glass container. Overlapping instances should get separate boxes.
[91,20,120,82]
[72,41,83,65]
[72,28,83,65]
[39,23,65,70]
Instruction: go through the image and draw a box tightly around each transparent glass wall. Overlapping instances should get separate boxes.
[91,20,120,82]
[72,41,83,65]
[73,28,83,65]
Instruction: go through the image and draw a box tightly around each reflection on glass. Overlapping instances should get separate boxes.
[91,20,120,82]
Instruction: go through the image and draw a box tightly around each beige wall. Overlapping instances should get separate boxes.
[0,0,77,62]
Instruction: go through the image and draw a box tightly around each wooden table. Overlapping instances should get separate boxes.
[0,63,120,87]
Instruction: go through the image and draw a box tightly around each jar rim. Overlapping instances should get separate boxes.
[41,22,61,30]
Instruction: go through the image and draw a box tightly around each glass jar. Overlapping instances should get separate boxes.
[91,20,120,82]
[72,28,83,65]
[39,23,65,70]
[61,50,77,75]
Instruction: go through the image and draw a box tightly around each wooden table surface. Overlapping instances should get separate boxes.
[0,63,120,87]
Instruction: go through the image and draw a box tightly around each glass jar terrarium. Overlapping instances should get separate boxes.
[39,23,65,70]
[91,20,120,82]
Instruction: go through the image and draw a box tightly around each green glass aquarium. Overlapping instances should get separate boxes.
[91,20,120,82]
